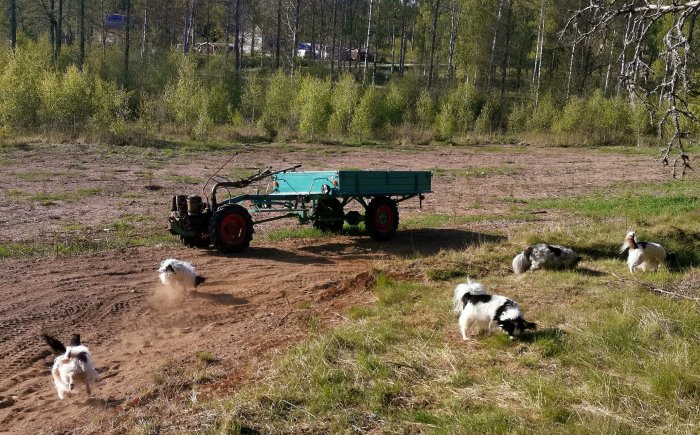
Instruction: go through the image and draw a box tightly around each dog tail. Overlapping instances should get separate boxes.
[42,334,66,355]
[194,275,206,287]
[453,278,486,312]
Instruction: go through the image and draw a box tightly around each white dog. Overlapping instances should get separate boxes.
[453,279,536,340]
[512,244,581,274]
[42,334,99,399]
[158,258,206,291]
[621,231,673,273]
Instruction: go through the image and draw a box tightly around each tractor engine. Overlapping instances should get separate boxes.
[169,195,211,240]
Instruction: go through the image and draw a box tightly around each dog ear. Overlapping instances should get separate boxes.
[70,334,81,347]
[165,264,175,273]
[42,334,66,355]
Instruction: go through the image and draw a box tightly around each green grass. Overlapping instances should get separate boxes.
[207,261,700,433]
[401,212,542,229]
[30,188,103,205]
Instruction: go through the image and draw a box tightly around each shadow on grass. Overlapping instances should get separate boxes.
[575,267,609,277]
[519,327,566,344]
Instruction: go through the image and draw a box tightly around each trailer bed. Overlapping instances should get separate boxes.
[271,170,432,196]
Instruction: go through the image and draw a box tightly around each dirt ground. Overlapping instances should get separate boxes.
[0,141,684,434]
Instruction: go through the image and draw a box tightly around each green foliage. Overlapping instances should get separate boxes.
[259,70,296,136]
[297,76,332,138]
[39,66,94,130]
[435,100,457,140]
[350,86,384,139]
[507,103,530,133]
[527,94,557,133]
[91,77,129,130]
[0,41,51,128]
[451,82,483,131]
[241,72,266,123]
[383,76,420,125]
[163,55,204,131]
[328,73,358,135]
[415,89,436,128]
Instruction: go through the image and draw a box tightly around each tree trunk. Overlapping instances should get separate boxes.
[311,0,316,60]
[124,0,131,85]
[140,2,147,61]
[399,1,407,74]
[533,0,546,108]
[330,0,337,72]
[234,0,241,71]
[390,22,396,74]
[9,0,17,50]
[183,0,190,53]
[427,0,440,87]
[499,0,512,97]
[275,0,281,69]
[79,0,85,66]
[363,0,373,83]
[447,0,458,82]
[50,0,56,51]
[190,0,197,50]
[101,0,105,59]
[224,0,231,59]
[488,0,504,88]
[566,42,576,101]
[56,0,63,59]
[251,23,255,55]
[291,0,302,75]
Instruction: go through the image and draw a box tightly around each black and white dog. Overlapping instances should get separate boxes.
[158,258,206,291]
[42,333,99,399]
[512,244,581,274]
[453,279,536,340]
[620,231,675,273]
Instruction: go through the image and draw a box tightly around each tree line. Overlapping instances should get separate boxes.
[2,1,699,173]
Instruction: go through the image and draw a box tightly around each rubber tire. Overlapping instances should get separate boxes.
[209,204,254,253]
[313,198,344,233]
[179,233,210,248]
[365,196,399,241]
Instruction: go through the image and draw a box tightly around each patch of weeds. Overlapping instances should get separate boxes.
[165,174,203,185]
[67,163,88,170]
[121,191,144,199]
[16,170,58,181]
[31,188,103,205]
[195,351,217,365]
[5,188,26,197]
[431,166,522,178]
[401,212,540,230]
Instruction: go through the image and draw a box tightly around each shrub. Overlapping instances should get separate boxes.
[350,86,384,139]
[435,100,457,140]
[527,94,557,133]
[552,97,586,134]
[207,83,233,124]
[0,42,51,128]
[328,73,358,135]
[415,89,436,128]
[91,77,129,131]
[297,76,332,139]
[39,65,94,130]
[474,102,495,134]
[384,81,410,126]
[163,55,203,131]
[507,103,530,133]
[241,72,266,123]
[259,70,296,136]
[193,99,214,141]
[451,82,483,132]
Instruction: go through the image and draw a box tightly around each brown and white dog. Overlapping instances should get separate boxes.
[42,334,99,399]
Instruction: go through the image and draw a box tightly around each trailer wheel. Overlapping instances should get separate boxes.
[365,196,399,241]
[179,233,210,248]
[209,205,254,253]
[313,198,344,233]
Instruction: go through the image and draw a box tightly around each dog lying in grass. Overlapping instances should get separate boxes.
[621,231,676,273]
[42,334,99,399]
[453,278,536,340]
[159,258,206,292]
[512,244,581,274]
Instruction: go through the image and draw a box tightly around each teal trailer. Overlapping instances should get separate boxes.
[169,166,432,253]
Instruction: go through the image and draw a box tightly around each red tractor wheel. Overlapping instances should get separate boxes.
[365,196,399,241]
[209,205,254,253]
